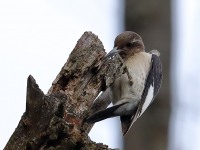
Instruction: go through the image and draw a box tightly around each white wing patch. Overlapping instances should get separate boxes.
[139,83,154,117]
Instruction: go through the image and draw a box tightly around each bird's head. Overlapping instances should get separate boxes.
[106,31,145,59]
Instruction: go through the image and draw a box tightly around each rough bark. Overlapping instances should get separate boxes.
[4,32,126,150]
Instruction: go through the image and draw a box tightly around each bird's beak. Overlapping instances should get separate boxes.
[106,47,122,58]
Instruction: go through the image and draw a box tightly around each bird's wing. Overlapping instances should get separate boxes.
[86,102,128,123]
[129,54,162,130]
[139,54,162,115]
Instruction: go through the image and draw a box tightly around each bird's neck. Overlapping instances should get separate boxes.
[121,48,145,60]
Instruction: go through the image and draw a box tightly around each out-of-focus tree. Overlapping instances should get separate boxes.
[169,0,200,149]
[124,0,171,150]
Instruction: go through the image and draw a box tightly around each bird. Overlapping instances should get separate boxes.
[86,31,162,136]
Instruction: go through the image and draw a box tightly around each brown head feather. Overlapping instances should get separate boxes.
[114,31,145,59]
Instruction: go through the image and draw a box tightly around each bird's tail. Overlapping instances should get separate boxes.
[86,103,125,123]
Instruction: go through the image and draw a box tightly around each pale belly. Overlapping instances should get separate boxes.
[111,71,146,105]
[110,52,152,107]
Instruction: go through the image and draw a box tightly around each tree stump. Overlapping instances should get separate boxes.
[4,32,126,150]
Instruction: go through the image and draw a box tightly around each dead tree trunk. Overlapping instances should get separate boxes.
[4,32,126,150]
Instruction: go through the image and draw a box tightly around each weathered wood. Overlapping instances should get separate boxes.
[4,32,125,150]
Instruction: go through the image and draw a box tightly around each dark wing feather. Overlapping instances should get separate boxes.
[132,54,162,122]
[86,102,127,123]
[120,115,132,136]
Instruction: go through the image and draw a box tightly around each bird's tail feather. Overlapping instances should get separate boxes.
[120,115,132,136]
[86,103,126,123]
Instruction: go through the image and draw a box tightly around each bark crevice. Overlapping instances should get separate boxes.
[4,31,125,150]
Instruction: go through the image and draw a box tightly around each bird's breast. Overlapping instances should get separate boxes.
[111,52,152,105]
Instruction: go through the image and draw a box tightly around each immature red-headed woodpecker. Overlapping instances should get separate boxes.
[87,31,162,136]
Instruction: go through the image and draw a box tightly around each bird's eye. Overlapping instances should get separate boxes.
[126,42,133,48]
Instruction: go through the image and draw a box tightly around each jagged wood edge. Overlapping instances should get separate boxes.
[4,31,126,150]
